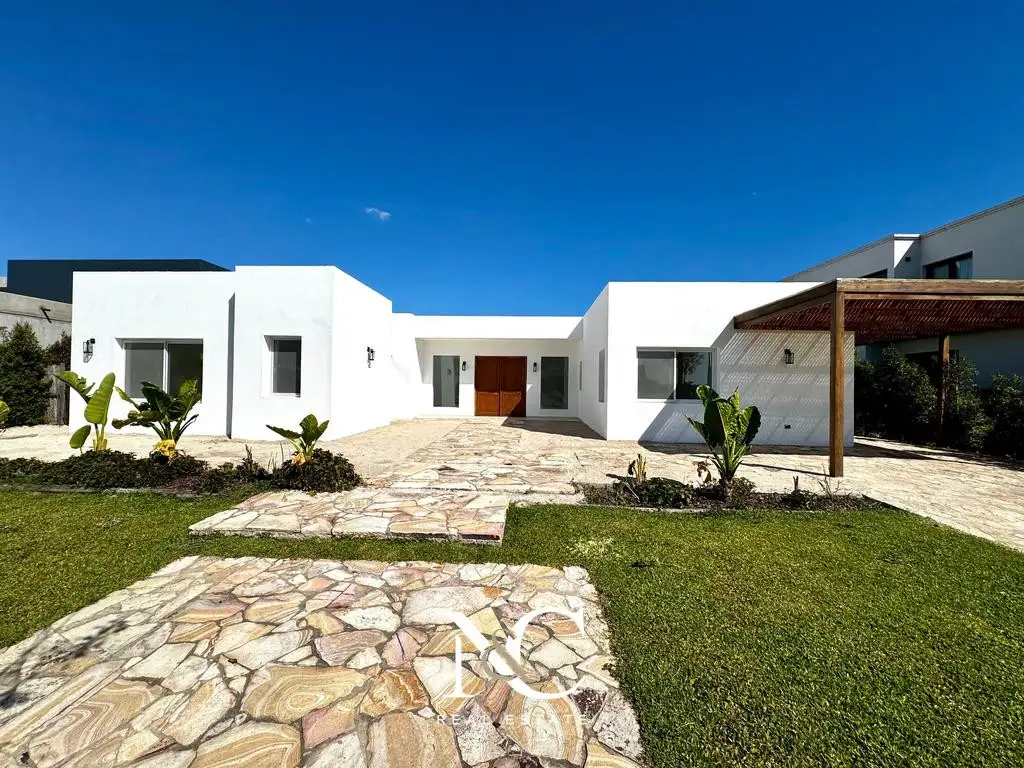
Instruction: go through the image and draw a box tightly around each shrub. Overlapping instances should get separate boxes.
[114,379,202,459]
[271,449,362,493]
[985,375,1024,459]
[57,371,117,452]
[854,358,880,435]
[941,357,990,451]
[0,457,51,483]
[871,347,937,444]
[686,386,761,499]
[43,334,72,368]
[0,323,52,426]
[267,414,330,465]
[35,450,161,488]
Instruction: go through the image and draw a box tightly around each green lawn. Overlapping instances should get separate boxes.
[2,490,1024,767]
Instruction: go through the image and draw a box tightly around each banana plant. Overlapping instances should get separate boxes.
[686,385,761,495]
[627,453,647,487]
[267,413,330,465]
[113,379,201,459]
[56,370,115,451]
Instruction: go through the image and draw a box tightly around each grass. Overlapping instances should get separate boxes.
[2,490,1024,766]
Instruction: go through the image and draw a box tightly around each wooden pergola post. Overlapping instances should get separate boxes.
[936,333,950,435]
[829,290,845,477]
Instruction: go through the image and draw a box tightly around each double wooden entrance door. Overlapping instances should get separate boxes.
[474,356,527,417]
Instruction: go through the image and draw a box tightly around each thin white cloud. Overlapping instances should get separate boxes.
[365,207,391,221]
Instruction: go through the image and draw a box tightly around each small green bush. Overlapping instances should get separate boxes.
[985,375,1024,459]
[941,357,990,451]
[0,324,52,426]
[0,457,51,483]
[854,357,880,435]
[271,449,362,493]
[871,347,937,444]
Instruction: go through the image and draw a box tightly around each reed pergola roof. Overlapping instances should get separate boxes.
[733,278,1024,477]
[734,279,1024,344]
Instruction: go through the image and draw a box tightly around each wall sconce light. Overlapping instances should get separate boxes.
[783,348,795,365]
[461,360,467,372]
[82,338,95,359]
[532,362,538,373]
[366,347,375,367]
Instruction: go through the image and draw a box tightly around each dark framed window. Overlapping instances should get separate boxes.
[540,356,569,409]
[925,252,973,280]
[270,338,302,395]
[861,268,888,278]
[598,349,606,403]
[124,340,203,397]
[432,355,460,407]
[637,349,713,401]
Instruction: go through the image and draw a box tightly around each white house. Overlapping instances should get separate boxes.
[785,194,1024,384]
[70,266,855,446]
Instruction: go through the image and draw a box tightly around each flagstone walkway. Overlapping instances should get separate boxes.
[189,422,583,545]
[190,489,508,544]
[0,556,641,768]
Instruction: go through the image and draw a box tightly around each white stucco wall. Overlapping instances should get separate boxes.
[579,287,610,437]
[70,271,236,438]
[330,270,394,436]
[230,266,336,441]
[0,292,72,348]
[602,282,854,446]
[784,235,922,282]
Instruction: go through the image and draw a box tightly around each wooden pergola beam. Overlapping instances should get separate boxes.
[936,334,950,435]
[829,291,845,477]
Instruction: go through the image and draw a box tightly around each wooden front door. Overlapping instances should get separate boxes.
[474,356,526,417]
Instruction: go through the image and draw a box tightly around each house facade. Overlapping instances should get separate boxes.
[784,195,1024,384]
[70,267,855,446]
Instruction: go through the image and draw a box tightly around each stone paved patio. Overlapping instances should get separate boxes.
[0,556,641,768]
[190,489,508,544]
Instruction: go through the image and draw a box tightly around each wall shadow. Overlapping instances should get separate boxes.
[500,417,603,440]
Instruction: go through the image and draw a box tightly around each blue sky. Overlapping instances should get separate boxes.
[1,2,1022,315]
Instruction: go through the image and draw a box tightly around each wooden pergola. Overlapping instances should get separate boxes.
[733,278,1024,477]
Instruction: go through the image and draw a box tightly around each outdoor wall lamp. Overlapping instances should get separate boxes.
[461,360,467,372]
[82,338,95,359]
[783,348,795,365]
[532,361,538,373]
[366,347,375,367]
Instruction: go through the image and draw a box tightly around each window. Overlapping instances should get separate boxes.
[861,268,888,278]
[432,355,460,407]
[925,252,973,279]
[597,349,606,403]
[540,356,569,409]
[579,360,583,391]
[637,349,713,400]
[124,341,204,398]
[271,338,302,395]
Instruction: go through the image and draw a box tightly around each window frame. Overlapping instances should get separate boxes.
[597,349,606,404]
[268,336,302,397]
[123,339,204,398]
[539,356,570,410]
[636,347,715,402]
[924,251,973,280]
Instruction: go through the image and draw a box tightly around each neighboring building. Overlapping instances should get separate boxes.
[6,258,226,304]
[70,267,855,446]
[784,195,1024,383]
[0,290,71,348]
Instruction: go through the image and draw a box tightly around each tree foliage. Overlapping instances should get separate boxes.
[0,323,51,426]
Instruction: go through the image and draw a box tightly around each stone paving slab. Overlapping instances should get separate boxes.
[0,556,642,768]
[190,489,508,544]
